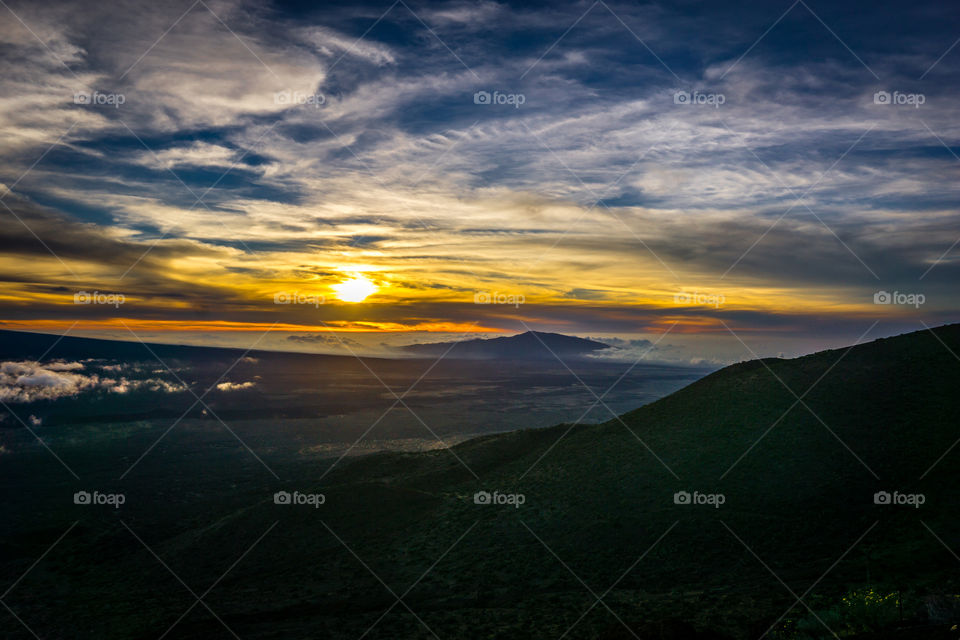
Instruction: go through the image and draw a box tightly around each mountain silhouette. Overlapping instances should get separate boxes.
[399,330,611,359]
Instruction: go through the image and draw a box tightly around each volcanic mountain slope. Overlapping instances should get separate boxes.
[3,324,960,639]
[399,330,612,359]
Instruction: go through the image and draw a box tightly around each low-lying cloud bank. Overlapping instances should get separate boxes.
[0,360,186,403]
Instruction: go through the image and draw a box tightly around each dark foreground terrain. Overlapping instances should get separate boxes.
[2,325,960,638]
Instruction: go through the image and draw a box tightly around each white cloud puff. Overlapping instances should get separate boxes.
[215,381,256,392]
[0,361,186,402]
[0,361,102,402]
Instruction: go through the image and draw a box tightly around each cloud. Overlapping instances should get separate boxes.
[423,1,503,25]
[287,334,361,347]
[584,337,726,367]
[44,361,85,371]
[0,0,958,350]
[215,380,256,391]
[107,377,186,394]
[300,26,396,66]
[0,361,103,402]
[0,360,186,402]
[136,142,241,170]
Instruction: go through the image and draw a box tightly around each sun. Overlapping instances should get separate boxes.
[332,275,378,303]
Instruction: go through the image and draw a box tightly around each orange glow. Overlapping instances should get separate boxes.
[0,318,504,334]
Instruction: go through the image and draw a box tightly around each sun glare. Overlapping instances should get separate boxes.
[332,275,378,303]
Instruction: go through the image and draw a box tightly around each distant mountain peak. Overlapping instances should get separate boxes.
[399,331,611,360]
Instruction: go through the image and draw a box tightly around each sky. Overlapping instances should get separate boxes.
[0,0,957,362]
